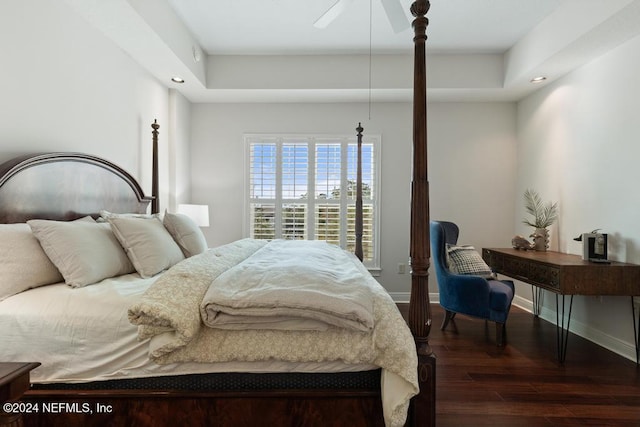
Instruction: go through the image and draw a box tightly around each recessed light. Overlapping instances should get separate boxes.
[171,77,185,84]
[530,76,547,83]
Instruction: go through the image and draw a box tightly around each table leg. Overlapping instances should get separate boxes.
[555,294,573,364]
[531,286,543,317]
[632,297,639,365]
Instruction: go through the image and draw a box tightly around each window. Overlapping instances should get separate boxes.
[246,134,380,268]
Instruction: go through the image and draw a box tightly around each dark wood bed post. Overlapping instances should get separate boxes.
[355,122,364,261]
[151,119,160,214]
[407,1,436,425]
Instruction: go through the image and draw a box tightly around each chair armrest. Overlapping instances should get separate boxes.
[447,273,491,293]
[438,272,492,310]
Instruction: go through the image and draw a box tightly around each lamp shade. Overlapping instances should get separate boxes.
[177,204,210,227]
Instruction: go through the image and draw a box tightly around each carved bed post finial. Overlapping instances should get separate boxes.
[409,0,432,357]
[151,119,160,214]
[355,122,364,262]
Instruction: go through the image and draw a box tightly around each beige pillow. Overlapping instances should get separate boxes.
[163,211,208,257]
[0,223,63,300]
[108,217,185,278]
[28,220,135,288]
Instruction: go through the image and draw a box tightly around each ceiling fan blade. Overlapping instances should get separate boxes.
[314,0,355,29]
[380,0,409,33]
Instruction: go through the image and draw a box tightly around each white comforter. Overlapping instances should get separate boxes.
[129,238,418,427]
[201,239,375,332]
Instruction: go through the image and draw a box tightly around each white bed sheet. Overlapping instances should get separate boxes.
[0,273,377,384]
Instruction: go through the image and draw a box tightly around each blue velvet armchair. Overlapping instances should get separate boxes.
[430,220,515,345]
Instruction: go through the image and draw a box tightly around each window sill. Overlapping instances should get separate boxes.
[367,267,381,277]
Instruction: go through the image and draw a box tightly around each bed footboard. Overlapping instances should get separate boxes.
[23,389,384,427]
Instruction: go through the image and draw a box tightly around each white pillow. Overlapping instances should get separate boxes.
[108,217,185,278]
[0,223,63,300]
[28,220,135,288]
[163,211,208,257]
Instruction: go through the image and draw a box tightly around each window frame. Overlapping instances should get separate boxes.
[244,133,381,270]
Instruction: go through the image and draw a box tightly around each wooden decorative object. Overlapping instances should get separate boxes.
[0,152,152,223]
[409,0,432,356]
[151,119,160,214]
[407,1,436,425]
[355,122,364,262]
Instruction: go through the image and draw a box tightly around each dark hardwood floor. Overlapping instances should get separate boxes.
[399,303,640,426]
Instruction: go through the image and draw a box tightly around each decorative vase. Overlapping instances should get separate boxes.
[532,228,549,251]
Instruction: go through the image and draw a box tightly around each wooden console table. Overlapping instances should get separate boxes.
[482,248,640,363]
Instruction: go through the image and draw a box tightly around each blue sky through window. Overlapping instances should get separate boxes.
[250,143,276,199]
[315,143,341,199]
[250,141,374,200]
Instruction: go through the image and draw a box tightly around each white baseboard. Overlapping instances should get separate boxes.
[388,292,439,304]
[511,295,637,363]
[390,291,637,363]
[388,292,410,303]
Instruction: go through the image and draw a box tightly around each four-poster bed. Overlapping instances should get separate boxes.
[0,1,434,426]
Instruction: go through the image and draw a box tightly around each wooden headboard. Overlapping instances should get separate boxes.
[0,152,152,223]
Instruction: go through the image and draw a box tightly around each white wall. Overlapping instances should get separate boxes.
[0,0,175,211]
[168,89,192,212]
[189,101,518,295]
[428,102,518,251]
[516,33,640,360]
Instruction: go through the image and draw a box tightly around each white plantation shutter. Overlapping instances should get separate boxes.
[246,135,380,267]
[282,203,307,240]
[249,142,276,199]
[281,143,308,200]
[250,203,275,240]
[281,142,308,240]
[315,142,342,200]
[315,204,341,245]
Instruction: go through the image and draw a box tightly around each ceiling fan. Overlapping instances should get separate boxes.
[314,0,410,33]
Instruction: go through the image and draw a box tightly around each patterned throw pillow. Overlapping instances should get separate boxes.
[446,244,496,279]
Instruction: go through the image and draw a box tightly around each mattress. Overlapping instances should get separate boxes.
[0,272,376,384]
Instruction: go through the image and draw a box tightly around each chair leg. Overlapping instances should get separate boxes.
[496,322,506,346]
[441,310,455,330]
